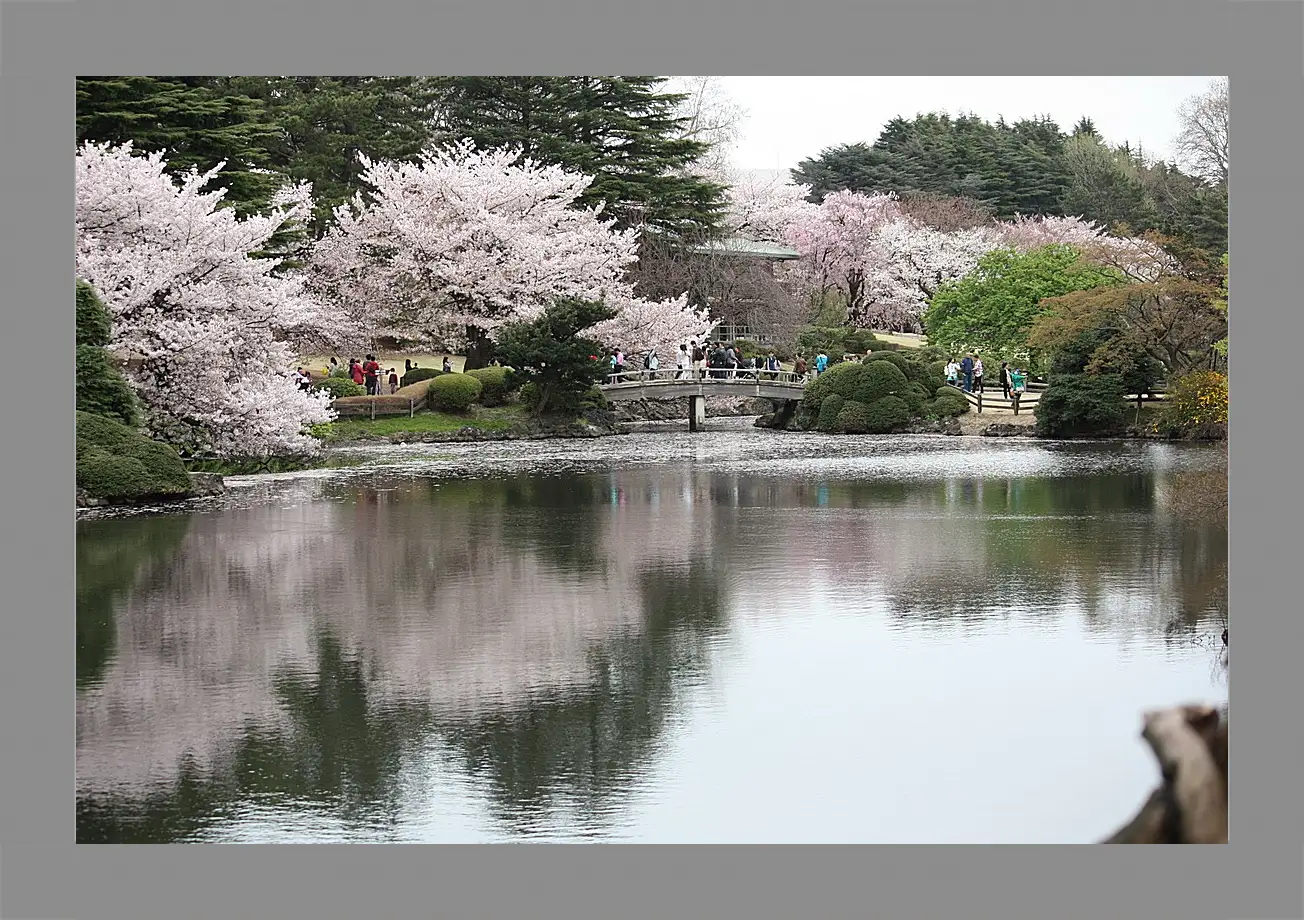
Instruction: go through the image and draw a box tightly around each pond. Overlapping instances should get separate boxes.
[76,420,1228,843]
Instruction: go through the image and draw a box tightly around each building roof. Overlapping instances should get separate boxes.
[690,237,801,261]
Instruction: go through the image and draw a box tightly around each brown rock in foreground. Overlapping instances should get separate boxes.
[1102,704,1228,844]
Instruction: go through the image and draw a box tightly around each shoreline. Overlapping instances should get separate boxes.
[75,414,1224,512]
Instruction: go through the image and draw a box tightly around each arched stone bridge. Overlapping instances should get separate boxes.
[599,370,806,430]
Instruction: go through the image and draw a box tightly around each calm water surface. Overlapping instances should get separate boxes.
[76,420,1228,843]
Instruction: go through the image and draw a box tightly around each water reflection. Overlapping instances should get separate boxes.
[76,438,1227,843]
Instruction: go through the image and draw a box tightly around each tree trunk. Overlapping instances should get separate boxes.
[463,325,494,371]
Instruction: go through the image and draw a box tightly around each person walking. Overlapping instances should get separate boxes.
[945,358,959,387]
[350,358,365,387]
[765,352,780,380]
[388,367,399,394]
[959,354,974,392]
[724,343,739,379]
[691,340,706,379]
[676,344,690,379]
[405,358,412,374]
[614,348,626,380]
[815,351,829,376]
[794,354,809,381]
[973,355,985,393]
[1000,361,1012,399]
[647,349,659,378]
[362,354,381,395]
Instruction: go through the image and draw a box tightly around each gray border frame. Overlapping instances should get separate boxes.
[2,0,1297,916]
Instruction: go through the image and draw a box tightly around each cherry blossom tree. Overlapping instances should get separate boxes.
[783,190,902,320]
[75,141,336,459]
[862,219,1006,331]
[310,141,713,364]
[706,165,817,245]
[994,213,1169,281]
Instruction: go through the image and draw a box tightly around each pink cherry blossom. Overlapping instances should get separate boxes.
[309,141,715,356]
[76,141,336,458]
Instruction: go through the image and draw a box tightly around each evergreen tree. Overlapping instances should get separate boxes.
[76,77,284,217]
[75,280,137,426]
[429,76,727,234]
[228,77,444,233]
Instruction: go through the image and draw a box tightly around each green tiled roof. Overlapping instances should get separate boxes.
[690,237,801,260]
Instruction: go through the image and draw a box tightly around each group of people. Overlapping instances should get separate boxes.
[944,355,1027,399]
[605,342,790,383]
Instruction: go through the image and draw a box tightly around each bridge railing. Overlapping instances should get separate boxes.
[602,368,808,386]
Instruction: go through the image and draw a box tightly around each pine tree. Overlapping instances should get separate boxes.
[76,77,285,217]
[429,76,727,234]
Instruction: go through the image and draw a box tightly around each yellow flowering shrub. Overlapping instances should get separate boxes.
[1158,371,1228,438]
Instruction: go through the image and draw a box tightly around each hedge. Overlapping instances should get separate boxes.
[312,376,366,399]
[76,411,193,502]
[466,366,515,406]
[863,395,912,433]
[428,373,482,412]
[834,400,872,434]
[400,366,447,388]
[816,394,845,431]
[853,360,911,405]
[929,387,971,418]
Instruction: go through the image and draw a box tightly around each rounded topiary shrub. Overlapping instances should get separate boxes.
[1034,373,1127,438]
[864,395,912,433]
[329,364,351,379]
[312,376,366,399]
[466,366,515,407]
[816,362,869,400]
[76,410,193,501]
[400,366,447,389]
[816,394,845,431]
[852,360,910,405]
[834,400,872,434]
[930,387,970,418]
[428,373,483,412]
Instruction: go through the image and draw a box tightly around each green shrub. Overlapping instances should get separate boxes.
[76,345,137,426]
[76,280,112,347]
[76,410,193,501]
[804,362,867,406]
[466,366,516,406]
[400,366,447,388]
[428,373,483,412]
[834,400,872,434]
[75,282,138,426]
[1034,373,1128,438]
[862,350,941,389]
[905,382,932,413]
[816,394,845,431]
[852,360,910,405]
[867,335,904,351]
[864,395,912,433]
[329,364,351,379]
[312,376,366,399]
[929,387,971,418]
[580,385,608,410]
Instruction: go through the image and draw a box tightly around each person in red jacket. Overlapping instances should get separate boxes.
[362,354,381,395]
[349,359,365,387]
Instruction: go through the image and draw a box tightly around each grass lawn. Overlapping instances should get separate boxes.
[315,405,526,443]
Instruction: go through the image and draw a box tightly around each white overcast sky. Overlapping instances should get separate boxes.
[715,76,1221,173]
